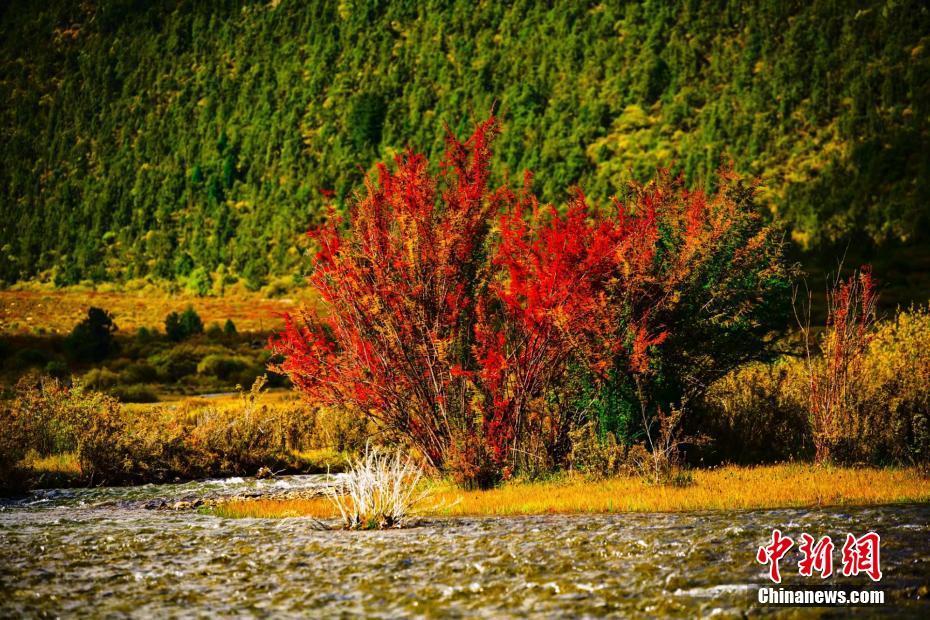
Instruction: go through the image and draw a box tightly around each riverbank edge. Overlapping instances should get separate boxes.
[211,463,930,520]
[1,448,348,496]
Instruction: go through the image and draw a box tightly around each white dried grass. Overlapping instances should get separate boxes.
[326,446,427,529]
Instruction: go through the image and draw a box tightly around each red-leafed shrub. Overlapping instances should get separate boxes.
[271,117,505,485]
[272,117,791,487]
[800,268,879,463]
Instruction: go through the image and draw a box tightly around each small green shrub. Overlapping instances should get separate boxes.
[186,266,212,297]
[135,326,157,343]
[148,344,220,381]
[197,354,249,380]
[205,322,224,340]
[118,361,158,385]
[82,367,120,390]
[44,359,70,380]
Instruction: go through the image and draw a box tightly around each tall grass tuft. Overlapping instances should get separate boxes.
[326,447,427,529]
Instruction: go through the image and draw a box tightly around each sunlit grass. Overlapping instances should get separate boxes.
[123,388,302,412]
[214,496,336,519]
[289,447,348,472]
[21,451,82,476]
[0,286,321,335]
[213,464,930,519]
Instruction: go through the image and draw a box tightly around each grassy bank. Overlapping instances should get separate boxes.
[213,464,930,519]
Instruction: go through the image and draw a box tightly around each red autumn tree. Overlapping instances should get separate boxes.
[271,117,508,478]
[272,117,790,487]
[481,167,790,466]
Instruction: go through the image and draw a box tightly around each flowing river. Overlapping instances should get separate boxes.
[1,476,928,617]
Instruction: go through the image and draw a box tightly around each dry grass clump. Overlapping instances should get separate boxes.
[22,451,82,476]
[213,464,930,520]
[326,447,428,529]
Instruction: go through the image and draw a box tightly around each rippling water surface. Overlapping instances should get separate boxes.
[1,476,928,618]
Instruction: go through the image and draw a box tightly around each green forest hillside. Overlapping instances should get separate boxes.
[2,0,928,290]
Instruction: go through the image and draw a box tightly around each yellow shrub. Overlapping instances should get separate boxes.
[859,306,930,466]
[700,306,930,467]
[699,359,811,463]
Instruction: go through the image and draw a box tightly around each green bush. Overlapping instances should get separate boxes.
[118,361,158,385]
[186,266,212,297]
[148,343,227,382]
[165,306,204,342]
[12,347,51,368]
[149,346,200,381]
[135,326,157,343]
[260,276,297,299]
[82,367,120,390]
[44,359,70,380]
[197,354,249,381]
[205,322,224,340]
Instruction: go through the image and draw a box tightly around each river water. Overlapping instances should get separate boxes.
[1,475,928,618]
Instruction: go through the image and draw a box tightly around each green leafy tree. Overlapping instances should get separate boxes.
[165,306,204,342]
[186,267,212,297]
[64,307,118,362]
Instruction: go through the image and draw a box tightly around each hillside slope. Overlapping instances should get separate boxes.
[2,0,928,288]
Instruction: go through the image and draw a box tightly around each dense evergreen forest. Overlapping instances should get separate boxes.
[1,0,928,290]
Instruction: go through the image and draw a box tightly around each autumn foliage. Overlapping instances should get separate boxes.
[801,269,879,463]
[272,117,790,486]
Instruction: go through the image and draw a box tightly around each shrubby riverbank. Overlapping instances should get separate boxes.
[0,378,361,492]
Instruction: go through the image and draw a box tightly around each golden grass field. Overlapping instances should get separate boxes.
[0,286,316,335]
[213,464,930,519]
